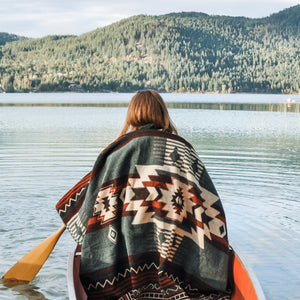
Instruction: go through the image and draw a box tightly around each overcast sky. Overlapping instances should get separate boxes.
[0,0,299,38]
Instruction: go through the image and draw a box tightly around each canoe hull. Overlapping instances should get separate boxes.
[231,250,265,300]
[67,246,87,300]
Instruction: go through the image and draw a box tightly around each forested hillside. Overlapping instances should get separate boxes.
[0,5,299,93]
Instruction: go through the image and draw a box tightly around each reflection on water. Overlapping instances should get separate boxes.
[0,92,299,104]
[0,95,299,299]
[1,101,300,113]
[1,279,48,300]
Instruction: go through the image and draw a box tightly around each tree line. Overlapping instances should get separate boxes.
[0,5,299,93]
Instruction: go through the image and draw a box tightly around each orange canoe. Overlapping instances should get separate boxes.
[231,249,265,300]
[68,245,265,300]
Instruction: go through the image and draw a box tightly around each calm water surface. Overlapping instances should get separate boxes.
[0,94,299,300]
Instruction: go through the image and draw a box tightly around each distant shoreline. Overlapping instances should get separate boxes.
[1,102,299,113]
[1,91,300,95]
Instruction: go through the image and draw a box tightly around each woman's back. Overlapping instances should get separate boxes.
[57,126,231,299]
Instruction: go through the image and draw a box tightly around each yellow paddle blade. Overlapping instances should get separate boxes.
[2,225,66,282]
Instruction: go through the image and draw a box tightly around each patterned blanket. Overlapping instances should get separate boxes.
[56,126,231,300]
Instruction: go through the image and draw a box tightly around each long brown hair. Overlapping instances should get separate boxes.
[119,90,177,136]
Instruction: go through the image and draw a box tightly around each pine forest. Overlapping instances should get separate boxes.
[0,5,299,93]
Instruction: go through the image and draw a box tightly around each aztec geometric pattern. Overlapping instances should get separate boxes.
[56,126,231,300]
[93,163,227,250]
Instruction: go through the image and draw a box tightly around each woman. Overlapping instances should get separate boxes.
[56,90,231,300]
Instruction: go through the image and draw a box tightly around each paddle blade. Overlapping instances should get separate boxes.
[2,225,66,282]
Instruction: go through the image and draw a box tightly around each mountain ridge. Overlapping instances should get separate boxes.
[0,5,299,93]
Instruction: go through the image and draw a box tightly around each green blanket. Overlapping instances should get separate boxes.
[56,126,230,299]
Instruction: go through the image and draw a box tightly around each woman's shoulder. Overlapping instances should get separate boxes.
[101,126,194,160]
[122,128,193,150]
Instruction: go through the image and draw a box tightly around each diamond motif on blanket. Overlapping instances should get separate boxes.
[171,187,184,215]
[170,146,180,163]
[108,225,118,244]
[191,159,199,173]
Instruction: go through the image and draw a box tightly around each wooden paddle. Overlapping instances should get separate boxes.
[2,225,66,282]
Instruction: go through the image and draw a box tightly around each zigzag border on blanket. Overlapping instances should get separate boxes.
[121,292,190,300]
[129,282,181,295]
[123,284,191,300]
[87,262,160,290]
[159,272,200,295]
[58,186,87,215]
[87,263,192,293]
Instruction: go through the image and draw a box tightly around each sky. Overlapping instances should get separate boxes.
[0,0,299,38]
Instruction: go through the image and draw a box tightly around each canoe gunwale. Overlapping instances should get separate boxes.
[67,250,77,300]
[68,246,87,300]
[231,244,266,300]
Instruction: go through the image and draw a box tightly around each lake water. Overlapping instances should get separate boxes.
[0,93,299,300]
